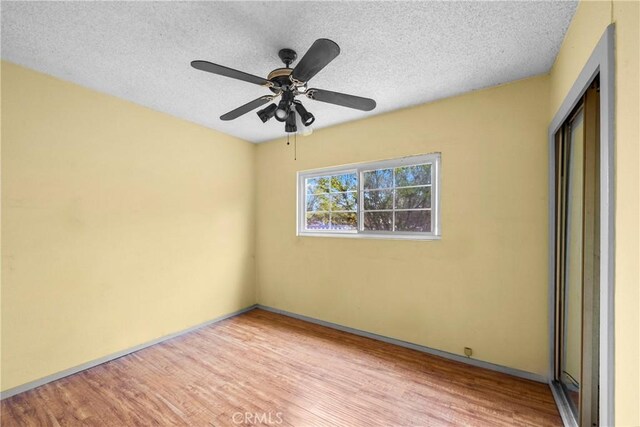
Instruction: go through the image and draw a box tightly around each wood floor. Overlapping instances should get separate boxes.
[1,309,561,426]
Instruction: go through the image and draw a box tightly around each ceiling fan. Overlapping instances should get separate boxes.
[191,39,376,134]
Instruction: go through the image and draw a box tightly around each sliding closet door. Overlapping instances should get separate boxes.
[561,106,584,416]
[553,82,600,427]
[580,85,600,427]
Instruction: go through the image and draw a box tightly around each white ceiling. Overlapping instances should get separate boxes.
[1,1,577,143]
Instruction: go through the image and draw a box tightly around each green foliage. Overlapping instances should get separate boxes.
[306,173,357,230]
[363,168,393,189]
[305,165,433,232]
[395,164,431,187]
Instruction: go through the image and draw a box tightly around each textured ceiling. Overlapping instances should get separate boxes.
[1,1,577,143]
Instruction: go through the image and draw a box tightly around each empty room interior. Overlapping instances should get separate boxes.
[1,1,638,426]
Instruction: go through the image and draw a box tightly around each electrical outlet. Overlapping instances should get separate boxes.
[464,347,473,357]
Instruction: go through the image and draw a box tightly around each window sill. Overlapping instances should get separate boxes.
[297,231,441,241]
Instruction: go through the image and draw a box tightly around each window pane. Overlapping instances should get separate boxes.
[363,168,393,189]
[331,212,357,230]
[306,176,330,194]
[306,194,330,212]
[300,154,439,237]
[395,210,431,232]
[306,213,330,230]
[331,174,357,193]
[363,189,393,210]
[396,187,431,209]
[395,164,431,187]
[330,192,357,211]
[363,212,393,231]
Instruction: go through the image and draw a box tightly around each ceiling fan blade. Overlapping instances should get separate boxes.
[306,88,376,111]
[220,96,273,121]
[191,60,274,88]
[292,39,340,83]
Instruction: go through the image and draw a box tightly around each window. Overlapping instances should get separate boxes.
[298,153,440,239]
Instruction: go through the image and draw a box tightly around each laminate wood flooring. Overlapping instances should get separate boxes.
[1,309,561,426]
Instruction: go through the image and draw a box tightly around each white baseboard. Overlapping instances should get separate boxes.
[1,304,258,400]
[257,304,548,384]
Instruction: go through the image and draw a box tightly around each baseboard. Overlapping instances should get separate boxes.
[257,304,548,384]
[2,303,547,400]
[0,304,258,400]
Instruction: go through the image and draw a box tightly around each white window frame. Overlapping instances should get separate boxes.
[297,153,441,240]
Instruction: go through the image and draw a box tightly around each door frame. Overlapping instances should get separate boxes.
[548,25,615,427]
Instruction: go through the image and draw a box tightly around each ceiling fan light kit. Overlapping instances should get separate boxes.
[257,103,278,123]
[191,38,376,136]
[293,100,314,126]
[275,89,294,122]
[285,110,297,133]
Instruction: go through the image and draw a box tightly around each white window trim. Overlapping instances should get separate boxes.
[297,153,441,240]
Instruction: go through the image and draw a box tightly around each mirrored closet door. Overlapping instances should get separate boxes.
[553,80,600,427]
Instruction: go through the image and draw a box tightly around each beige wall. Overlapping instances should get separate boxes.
[1,62,256,391]
[2,2,637,423]
[549,1,639,425]
[256,75,551,377]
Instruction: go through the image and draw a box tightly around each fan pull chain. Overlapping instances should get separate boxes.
[285,132,297,161]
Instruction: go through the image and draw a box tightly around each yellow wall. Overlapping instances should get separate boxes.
[2,2,638,423]
[256,75,551,377]
[0,62,256,391]
[549,1,639,425]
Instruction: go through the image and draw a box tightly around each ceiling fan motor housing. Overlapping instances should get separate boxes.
[267,68,294,93]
